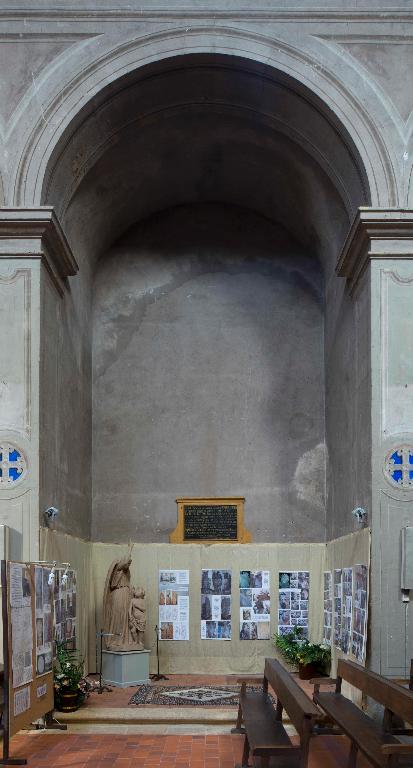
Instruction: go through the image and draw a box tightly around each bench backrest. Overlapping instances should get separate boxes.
[338,659,413,725]
[264,658,319,735]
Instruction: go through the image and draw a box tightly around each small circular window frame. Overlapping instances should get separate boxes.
[0,442,28,487]
[384,445,413,490]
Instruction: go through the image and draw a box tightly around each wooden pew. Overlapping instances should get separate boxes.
[233,658,324,768]
[312,659,413,767]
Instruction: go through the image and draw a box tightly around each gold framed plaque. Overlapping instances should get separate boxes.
[170,497,252,544]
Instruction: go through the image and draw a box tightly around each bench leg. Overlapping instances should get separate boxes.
[348,742,358,768]
[241,735,250,768]
[231,703,246,735]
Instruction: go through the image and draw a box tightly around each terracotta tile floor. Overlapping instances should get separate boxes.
[4,675,373,766]
[8,731,373,767]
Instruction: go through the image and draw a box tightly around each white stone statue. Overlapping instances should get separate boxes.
[129,587,146,648]
[102,549,145,651]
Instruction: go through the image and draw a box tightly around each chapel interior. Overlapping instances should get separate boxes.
[1,7,412,766]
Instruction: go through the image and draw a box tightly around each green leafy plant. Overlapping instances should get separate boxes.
[53,642,87,707]
[273,627,330,674]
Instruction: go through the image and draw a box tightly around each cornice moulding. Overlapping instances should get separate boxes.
[0,207,78,295]
[337,208,413,294]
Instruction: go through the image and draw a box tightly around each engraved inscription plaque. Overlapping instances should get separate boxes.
[170,497,252,544]
[183,505,237,541]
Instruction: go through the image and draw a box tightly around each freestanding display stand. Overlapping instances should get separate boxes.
[0,560,27,765]
[150,625,168,681]
[0,560,72,764]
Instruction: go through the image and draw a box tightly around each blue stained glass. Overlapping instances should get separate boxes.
[410,470,413,480]
[391,451,403,465]
[8,449,21,462]
[409,453,413,465]
[0,468,2,478]
[391,469,403,483]
[8,467,22,481]
[0,453,2,462]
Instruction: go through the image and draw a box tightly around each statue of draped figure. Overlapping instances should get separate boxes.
[102,552,145,651]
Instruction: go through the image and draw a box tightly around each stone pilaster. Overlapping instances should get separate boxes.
[0,208,77,560]
[338,208,413,676]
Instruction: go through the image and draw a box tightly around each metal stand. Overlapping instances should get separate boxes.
[150,625,168,681]
[97,630,113,694]
[36,712,67,731]
[0,560,27,765]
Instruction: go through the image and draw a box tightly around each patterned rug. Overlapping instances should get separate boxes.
[129,684,275,706]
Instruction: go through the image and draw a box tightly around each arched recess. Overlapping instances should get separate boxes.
[35,50,374,544]
[13,26,394,212]
[40,52,372,272]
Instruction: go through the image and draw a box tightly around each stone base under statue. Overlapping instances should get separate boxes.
[102,649,151,687]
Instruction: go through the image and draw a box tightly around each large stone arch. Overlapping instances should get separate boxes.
[12,26,395,210]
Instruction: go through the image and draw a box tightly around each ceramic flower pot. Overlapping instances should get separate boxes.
[298,662,318,680]
[56,689,80,712]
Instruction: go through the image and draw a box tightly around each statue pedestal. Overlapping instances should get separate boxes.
[102,649,151,687]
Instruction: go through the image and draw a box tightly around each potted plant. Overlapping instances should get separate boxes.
[273,626,330,680]
[54,642,88,712]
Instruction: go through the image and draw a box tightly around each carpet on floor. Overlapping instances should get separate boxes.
[129,684,275,706]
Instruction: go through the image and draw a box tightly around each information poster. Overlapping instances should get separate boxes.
[14,686,30,717]
[341,567,353,654]
[10,563,33,689]
[333,569,342,649]
[158,570,189,640]
[278,571,309,637]
[54,569,77,651]
[201,569,231,639]
[239,570,270,640]
[35,566,53,676]
[323,571,333,645]
[352,564,368,663]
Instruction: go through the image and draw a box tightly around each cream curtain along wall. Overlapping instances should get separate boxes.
[40,530,370,675]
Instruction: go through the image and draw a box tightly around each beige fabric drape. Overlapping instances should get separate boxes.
[40,529,94,673]
[40,529,369,676]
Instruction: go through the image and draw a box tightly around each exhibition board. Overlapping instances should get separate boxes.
[4,561,54,740]
[92,542,325,674]
[40,529,370,676]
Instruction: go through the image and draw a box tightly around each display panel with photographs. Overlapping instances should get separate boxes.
[10,563,33,688]
[34,566,53,676]
[323,571,333,645]
[201,569,231,640]
[159,570,189,641]
[333,569,342,649]
[341,567,353,654]
[239,570,270,640]
[53,569,77,652]
[278,571,309,637]
[351,564,368,663]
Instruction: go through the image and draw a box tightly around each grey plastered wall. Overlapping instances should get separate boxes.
[92,204,326,543]
[39,247,93,540]
[325,267,371,541]
[370,259,413,677]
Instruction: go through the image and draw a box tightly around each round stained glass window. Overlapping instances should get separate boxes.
[0,442,27,486]
[384,446,413,489]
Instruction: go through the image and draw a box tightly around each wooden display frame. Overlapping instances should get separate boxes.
[170,497,252,544]
[3,561,54,737]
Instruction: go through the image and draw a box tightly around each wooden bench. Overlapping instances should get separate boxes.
[312,659,413,767]
[232,658,324,768]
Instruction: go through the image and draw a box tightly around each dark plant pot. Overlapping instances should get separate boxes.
[298,662,318,680]
[56,689,80,712]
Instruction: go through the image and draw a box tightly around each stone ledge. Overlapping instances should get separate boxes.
[0,207,78,295]
[337,208,413,295]
[54,705,240,725]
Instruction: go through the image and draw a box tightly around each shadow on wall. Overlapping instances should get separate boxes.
[92,203,327,544]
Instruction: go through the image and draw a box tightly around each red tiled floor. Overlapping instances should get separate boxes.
[7,732,376,767]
